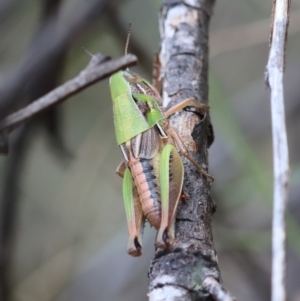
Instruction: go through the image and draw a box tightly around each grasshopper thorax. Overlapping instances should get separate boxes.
[122,70,143,84]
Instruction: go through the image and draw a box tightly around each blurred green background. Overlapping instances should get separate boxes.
[0,0,300,300]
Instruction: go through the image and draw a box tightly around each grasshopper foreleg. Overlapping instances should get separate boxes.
[164,121,214,182]
[164,98,209,119]
[116,161,127,178]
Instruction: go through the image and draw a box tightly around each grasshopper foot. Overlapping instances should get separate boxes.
[127,237,142,257]
[156,227,174,249]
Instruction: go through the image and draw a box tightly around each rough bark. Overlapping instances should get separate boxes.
[148,1,224,300]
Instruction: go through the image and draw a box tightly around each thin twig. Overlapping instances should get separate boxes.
[0,54,137,139]
[203,277,236,301]
[265,1,290,301]
[0,0,112,120]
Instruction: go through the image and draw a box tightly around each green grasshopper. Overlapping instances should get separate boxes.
[109,30,213,257]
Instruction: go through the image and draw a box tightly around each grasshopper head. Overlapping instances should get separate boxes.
[109,70,144,99]
[110,70,161,105]
[122,70,144,83]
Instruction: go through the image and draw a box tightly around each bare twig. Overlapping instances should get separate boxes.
[0,0,112,120]
[265,1,291,301]
[203,277,236,301]
[0,54,137,143]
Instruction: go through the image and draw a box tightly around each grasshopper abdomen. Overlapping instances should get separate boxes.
[127,146,162,230]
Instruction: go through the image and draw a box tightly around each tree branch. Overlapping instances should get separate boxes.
[0,0,112,121]
[148,1,234,300]
[0,54,137,153]
[265,1,291,301]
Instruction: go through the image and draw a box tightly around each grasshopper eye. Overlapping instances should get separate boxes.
[122,70,143,83]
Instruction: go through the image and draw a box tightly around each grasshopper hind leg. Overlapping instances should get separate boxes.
[123,168,144,256]
[156,144,184,249]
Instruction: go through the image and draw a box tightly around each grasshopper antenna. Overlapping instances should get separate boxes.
[125,23,132,56]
